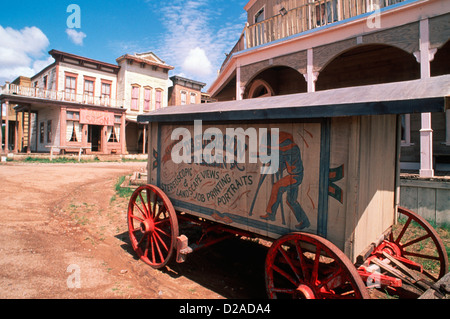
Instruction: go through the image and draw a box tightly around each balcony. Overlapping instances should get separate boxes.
[221,0,408,70]
[0,83,117,108]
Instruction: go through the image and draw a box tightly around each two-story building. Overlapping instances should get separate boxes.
[116,52,174,154]
[0,49,174,155]
[208,0,450,177]
[168,75,206,106]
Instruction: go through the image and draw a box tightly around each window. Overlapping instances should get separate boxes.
[66,111,81,143]
[108,126,120,142]
[101,81,111,106]
[43,76,48,90]
[39,122,45,144]
[131,85,140,110]
[255,7,264,23]
[84,80,94,96]
[181,91,187,105]
[47,120,52,144]
[144,87,152,111]
[155,89,162,109]
[84,79,94,103]
[67,111,80,120]
[190,93,196,104]
[65,75,77,101]
[108,119,121,143]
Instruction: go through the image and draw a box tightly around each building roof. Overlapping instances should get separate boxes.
[116,52,174,70]
[49,49,120,71]
[138,75,450,123]
[170,75,206,89]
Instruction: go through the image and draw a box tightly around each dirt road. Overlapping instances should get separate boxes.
[0,161,268,299]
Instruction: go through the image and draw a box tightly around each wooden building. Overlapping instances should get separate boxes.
[0,50,174,155]
[208,0,450,177]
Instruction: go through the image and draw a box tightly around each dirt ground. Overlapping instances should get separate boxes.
[0,161,268,299]
[1,161,446,300]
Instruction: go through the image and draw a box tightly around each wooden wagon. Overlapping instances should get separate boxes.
[129,75,450,299]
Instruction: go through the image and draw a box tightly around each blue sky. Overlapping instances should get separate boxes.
[0,0,248,90]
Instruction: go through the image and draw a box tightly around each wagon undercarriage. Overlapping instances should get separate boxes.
[128,184,449,299]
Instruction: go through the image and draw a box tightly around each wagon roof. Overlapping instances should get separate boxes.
[138,75,450,123]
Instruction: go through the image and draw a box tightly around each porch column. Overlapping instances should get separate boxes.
[121,114,126,154]
[4,100,8,153]
[0,101,3,153]
[101,126,107,154]
[418,18,434,177]
[236,63,243,100]
[14,109,18,153]
[305,48,318,93]
[60,107,67,152]
[27,106,31,154]
[142,125,146,154]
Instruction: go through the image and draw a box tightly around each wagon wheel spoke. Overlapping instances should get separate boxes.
[133,201,147,219]
[401,233,432,249]
[294,240,308,280]
[129,214,144,224]
[271,263,299,287]
[317,267,343,290]
[311,245,321,284]
[393,216,412,245]
[138,192,150,218]
[277,246,302,282]
[152,233,166,263]
[154,223,171,238]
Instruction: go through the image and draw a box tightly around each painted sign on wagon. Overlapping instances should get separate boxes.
[155,121,326,239]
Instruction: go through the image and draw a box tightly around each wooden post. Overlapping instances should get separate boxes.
[4,100,9,153]
[306,48,318,93]
[14,109,18,153]
[0,100,3,154]
[236,63,242,101]
[419,18,434,177]
[121,113,126,154]
[142,125,146,154]
[27,106,31,154]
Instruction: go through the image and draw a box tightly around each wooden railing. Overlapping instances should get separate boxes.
[0,83,116,107]
[221,0,407,70]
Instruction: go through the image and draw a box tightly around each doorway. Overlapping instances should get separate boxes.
[88,125,102,152]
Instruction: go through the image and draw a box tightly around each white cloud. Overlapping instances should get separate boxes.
[65,28,86,46]
[0,25,51,83]
[182,47,212,77]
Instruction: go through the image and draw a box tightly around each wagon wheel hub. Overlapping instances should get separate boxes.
[294,284,316,299]
[140,219,155,234]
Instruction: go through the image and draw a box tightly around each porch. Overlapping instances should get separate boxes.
[0,91,126,155]
[223,0,409,70]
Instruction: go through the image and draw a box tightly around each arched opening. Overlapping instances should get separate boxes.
[316,44,420,91]
[431,40,450,77]
[244,65,307,99]
[247,79,275,98]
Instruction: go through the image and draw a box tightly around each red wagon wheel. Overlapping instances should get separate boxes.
[265,232,369,299]
[127,184,178,269]
[382,206,448,282]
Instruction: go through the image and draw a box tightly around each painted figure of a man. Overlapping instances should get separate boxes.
[260,131,310,230]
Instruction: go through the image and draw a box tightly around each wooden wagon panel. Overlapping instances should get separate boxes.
[151,121,326,240]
